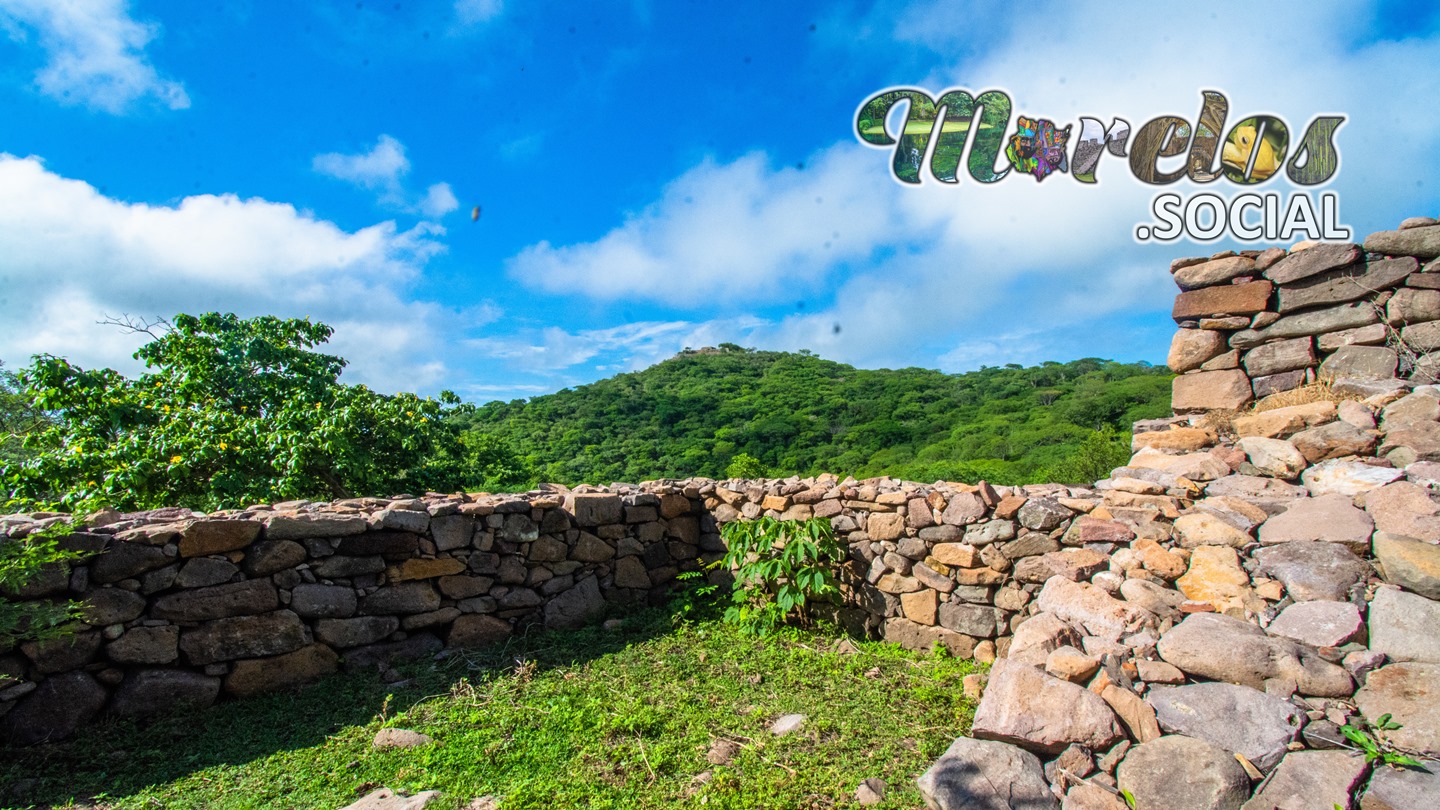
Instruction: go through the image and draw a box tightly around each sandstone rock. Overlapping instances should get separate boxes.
[448,614,511,648]
[360,582,441,615]
[388,558,466,581]
[941,492,987,525]
[1156,613,1352,696]
[341,789,443,810]
[1240,750,1368,810]
[1276,255,1415,312]
[1008,612,1083,666]
[916,736,1057,810]
[1381,421,1440,463]
[1252,369,1308,398]
[1063,517,1134,546]
[882,617,978,658]
[1099,684,1161,743]
[938,602,997,638]
[1045,646,1100,682]
[1290,420,1379,465]
[1,671,108,745]
[1172,370,1255,412]
[1119,578,1187,619]
[571,493,623,526]
[179,610,309,665]
[1257,494,1375,554]
[1173,512,1253,549]
[1365,225,1440,259]
[338,531,422,557]
[373,728,434,749]
[1243,337,1315,378]
[1373,532,1440,599]
[1175,256,1256,290]
[1233,302,1380,349]
[971,659,1123,755]
[1037,576,1157,642]
[1360,762,1440,809]
[179,519,262,557]
[902,589,938,625]
[174,556,239,589]
[1254,541,1369,602]
[1061,784,1127,810]
[1169,329,1229,373]
[110,669,220,718]
[1173,281,1274,321]
[1402,320,1440,352]
[1014,549,1109,583]
[429,514,476,551]
[1320,345,1400,382]
[1354,662,1440,755]
[855,777,886,806]
[1381,390,1440,427]
[1365,481,1440,541]
[224,643,339,698]
[1265,242,1362,284]
[1117,735,1250,810]
[313,554,385,578]
[1131,426,1216,452]
[1320,323,1390,351]
[1233,401,1337,438]
[1302,459,1406,496]
[1266,600,1364,648]
[1177,546,1257,614]
[152,579,279,622]
[1368,586,1440,664]
[1147,682,1304,772]
[1236,437,1308,479]
[19,629,100,674]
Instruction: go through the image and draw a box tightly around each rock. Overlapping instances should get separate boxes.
[262,513,367,541]
[110,669,220,718]
[571,493,623,526]
[1360,762,1440,809]
[1240,750,1368,810]
[1365,482,1440,541]
[313,554,385,578]
[1374,532,1440,598]
[1156,613,1353,696]
[1131,427,1216,453]
[1,671,108,745]
[338,531,421,556]
[917,737,1057,810]
[1146,683,1305,772]
[152,579,279,622]
[1172,281,1274,321]
[19,630,100,674]
[938,601,997,638]
[1289,420,1379,463]
[1365,225,1440,259]
[1062,783,1128,810]
[1135,659,1186,685]
[1175,255,1256,290]
[290,583,358,618]
[1119,578,1187,619]
[1234,301,1380,348]
[1045,646,1101,683]
[340,789,443,810]
[1380,421,1440,463]
[1014,549,1110,583]
[1277,256,1415,312]
[971,659,1123,755]
[1037,576,1157,642]
[447,614,512,648]
[1018,499,1072,532]
[1172,370,1255,412]
[1233,401,1338,439]
[1382,390,1440,427]
[179,609,309,665]
[224,643,339,698]
[1252,370,1308,398]
[544,575,604,629]
[903,589,939,625]
[1302,459,1406,496]
[175,556,240,588]
[1368,586,1440,664]
[1117,735,1250,810]
[855,777,886,806]
[106,625,180,665]
[1265,242,1362,284]
[1236,437,1308,479]
[388,558,466,581]
[373,728,434,749]
[1008,612,1083,666]
[941,492,988,525]
[1173,512,1253,549]
[1257,494,1375,554]
[90,540,171,584]
[1099,684,1161,743]
[1243,338,1316,379]
[1177,546,1258,614]
[882,617,978,658]
[1320,345,1400,382]
[1266,600,1364,648]
[360,582,442,615]
[1255,541,1369,602]
[316,616,400,648]
[1354,662,1440,755]
[1169,329,1229,373]
[179,519,262,557]
[81,587,147,625]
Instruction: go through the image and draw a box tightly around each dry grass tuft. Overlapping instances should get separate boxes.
[1251,379,1362,413]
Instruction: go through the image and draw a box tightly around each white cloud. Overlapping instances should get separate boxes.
[454,0,503,26]
[0,0,188,113]
[0,153,487,393]
[313,135,460,218]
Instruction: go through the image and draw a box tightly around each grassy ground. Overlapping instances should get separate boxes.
[0,602,979,810]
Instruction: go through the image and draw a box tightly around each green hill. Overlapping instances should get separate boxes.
[455,346,1173,487]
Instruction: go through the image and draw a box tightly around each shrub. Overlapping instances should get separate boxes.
[719,516,843,635]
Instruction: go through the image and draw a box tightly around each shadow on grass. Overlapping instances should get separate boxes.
[0,597,710,810]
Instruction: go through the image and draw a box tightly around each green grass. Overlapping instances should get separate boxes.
[0,603,980,810]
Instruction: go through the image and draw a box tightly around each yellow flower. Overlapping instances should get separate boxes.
[71,445,82,454]
[218,442,228,451]
[170,455,183,464]
[406,410,414,417]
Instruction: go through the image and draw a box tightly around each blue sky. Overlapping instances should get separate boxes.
[1,1,1438,401]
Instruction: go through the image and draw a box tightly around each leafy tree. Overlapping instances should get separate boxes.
[725,452,768,479]
[0,361,47,471]
[2,313,485,511]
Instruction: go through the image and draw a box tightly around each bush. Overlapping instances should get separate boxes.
[719,517,843,635]
[724,452,769,479]
[0,524,85,651]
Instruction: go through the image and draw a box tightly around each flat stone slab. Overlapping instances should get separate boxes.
[1368,586,1440,664]
[1240,750,1368,810]
[1360,762,1440,809]
[1355,662,1440,756]
[1374,532,1440,599]
[1365,481,1440,542]
[1257,494,1374,554]
[916,736,1058,810]
[1036,576,1157,642]
[1302,459,1406,496]
[1254,541,1370,602]
[1157,613,1353,697]
[1146,682,1305,772]
[1117,735,1251,810]
[1266,599,1365,648]
[971,658,1123,755]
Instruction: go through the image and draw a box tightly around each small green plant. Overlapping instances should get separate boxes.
[724,452,769,479]
[667,567,719,624]
[0,522,87,650]
[1341,713,1427,768]
[1119,788,1137,809]
[719,516,843,635]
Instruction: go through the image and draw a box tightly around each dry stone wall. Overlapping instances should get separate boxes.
[1168,216,1440,412]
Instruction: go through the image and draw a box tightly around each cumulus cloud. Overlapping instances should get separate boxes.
[0,154,488,393]
[499,0,1440,377]
[0,0,188,113]
[313,135,461,218]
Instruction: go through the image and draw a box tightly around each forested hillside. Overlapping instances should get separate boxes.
[456,346,1173,486]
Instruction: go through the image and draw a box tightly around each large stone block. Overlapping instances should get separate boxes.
[1276,255,1415,312]
[1172,280,1274,321]
[152,579,279,622]
[1172,369,1254,411]
[571,493,623,526]
[179,519,261,557]
[1264,242,1362,284]
[1365,225,1440,259]
[110,669,220,718]
[1,671,108,745]
[224,643,339,698]
[179,609,309,665]
[1169,328,1228,373]
[916,736,1057,810]
[971,659,1123,755]
[1242,337,1315,378]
